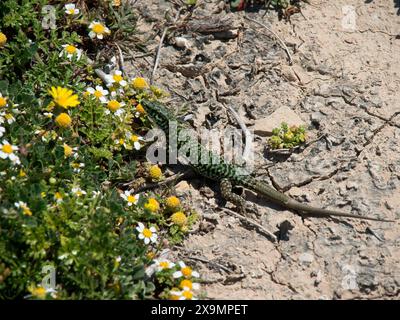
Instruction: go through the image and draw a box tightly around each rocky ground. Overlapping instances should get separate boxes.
[127,0,400,299]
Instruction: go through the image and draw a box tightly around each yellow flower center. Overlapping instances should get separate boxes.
[55,113,72,128]
[22,206,32,216]
[5,113,13,120]
[94,90,103,98]
[68,9,75,14]
[127,195,136,203]
[159,261,169,269]
[136,104,145,114]
[169,288,181,300]
[19,169,26,177]
[0,96,7,107]
[65,45,76,54]
[142,228,153,238]
[180,279,193,289]
[118,139,125,145]
[181,266,192,277]
[108,100,120,112]
[0,32,7,46]
[182,290,193,300]
[32,287,46,298]
[2,144,12,154]
[130,135,139,142]
[55,192,63,200]
[92,23,105,34]
[63,144,73,157]
[113,74,123,82]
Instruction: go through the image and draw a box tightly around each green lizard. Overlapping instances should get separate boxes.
[140,99,393,223]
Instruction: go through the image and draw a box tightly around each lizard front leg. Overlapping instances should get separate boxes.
[220,178,247,214]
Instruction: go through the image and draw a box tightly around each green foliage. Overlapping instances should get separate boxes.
[268,122,307,150]
[0,0,200,300]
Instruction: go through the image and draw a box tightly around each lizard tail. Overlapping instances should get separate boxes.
[244,179,394,222]
[285,198,394,222]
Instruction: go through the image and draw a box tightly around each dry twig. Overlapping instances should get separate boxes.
[244,15,293,65]
[151,9,182,83]
[220,207,277,242]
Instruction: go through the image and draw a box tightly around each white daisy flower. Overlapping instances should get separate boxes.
[153,259,175,272]
[172,261,200,279]
[179,279,200,291]
[0,126,5,137]
[120,190,139,206]
[105,70,127,87]
[105,100,126,117]
[170,287,197,300]
[65,3,79,15]
[86,86,109,103]
[71,162,85,173]
[92,190,101,197]
[54,192,63,204]
[125,132,143,150]
[114,138,128,149]
[59,44,82,61]
[1,112,15,124]
[136,222,158,245]
[71,187,87,197]
[88,21,111,40]
[0,140,20,164]
[15,201,32,216]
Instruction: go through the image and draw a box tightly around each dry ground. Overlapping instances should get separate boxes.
[127,0,400,299]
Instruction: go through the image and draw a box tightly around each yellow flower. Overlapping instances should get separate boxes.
[55,113,72,128]
[49,86,80,109]
[0,32,7,47]
[131,77,148,90]
[144,198,160,213]
[63,143,73,157]
[149,165,162,180]
[136,103,145,114]
[29,286,47,299]
[0,95,7,108]
[19,169,26,177]
[170,211,187,226]
[165,196,180,210]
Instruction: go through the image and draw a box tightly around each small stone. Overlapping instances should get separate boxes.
[174,36,190,49]
[175,181,191,195]
[299,252,314,265]
[346,181,359,190]
[281,65,297,82]
[251,106,306,136]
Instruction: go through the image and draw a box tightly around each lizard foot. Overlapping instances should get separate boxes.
[220,178,247,215]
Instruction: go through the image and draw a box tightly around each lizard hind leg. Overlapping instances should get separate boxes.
[220,178,247,214]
